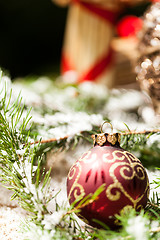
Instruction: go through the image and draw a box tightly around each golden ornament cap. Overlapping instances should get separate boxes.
[92,122,121,147]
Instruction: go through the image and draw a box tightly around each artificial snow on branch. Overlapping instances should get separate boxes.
[0,71,160,239]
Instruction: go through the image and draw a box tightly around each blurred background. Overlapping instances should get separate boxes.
[0,0,67,78]
[0,0,150,80]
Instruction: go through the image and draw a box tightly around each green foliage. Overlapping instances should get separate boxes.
[0,72,160,239]
[0,73,53,221]
[120,133,160,169]
[153,168,160,189]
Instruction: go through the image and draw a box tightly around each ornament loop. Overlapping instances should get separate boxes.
[101,121,113,134]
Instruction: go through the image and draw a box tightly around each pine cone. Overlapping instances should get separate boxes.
[136,2,160,114]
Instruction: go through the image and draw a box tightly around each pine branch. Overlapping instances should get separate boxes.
[65,184,106,217]
[30,127,160,170]
[1,73,160,239]
[31,129,160,145]
[121,129,160,136]
[152,168,160,189]
[0,75,55,222]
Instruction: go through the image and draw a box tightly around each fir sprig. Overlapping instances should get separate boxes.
[0,73,53,222]
[152,168,160,189]
[120,131,160,168]
[0,72,160,239]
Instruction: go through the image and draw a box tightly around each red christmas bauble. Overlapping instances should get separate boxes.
[67,132,150,229]
[117,15,143,37]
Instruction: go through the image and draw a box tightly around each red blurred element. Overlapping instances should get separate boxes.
[61,48,114,83]
[67,135,149,229]
[117,15,143,37]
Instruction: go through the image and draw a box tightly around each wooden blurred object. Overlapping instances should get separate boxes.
[53,0,149,88]
[112,37,139,87]
[61,0,121,88]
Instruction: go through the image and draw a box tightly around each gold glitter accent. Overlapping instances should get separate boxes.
[107,134,117,145]
[79,151,91,162]
[120,205,133,215]
[68,162,85,200]
[96,134,106,146]
[136,205,143,211]
[103,152,115,163]
[92,135,96,145]
[92,132,121,146]
[106,150,150,208]
[118,134,121,144]
[68,148,150,212]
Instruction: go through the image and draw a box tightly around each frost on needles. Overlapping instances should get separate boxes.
[0,71,160,239]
